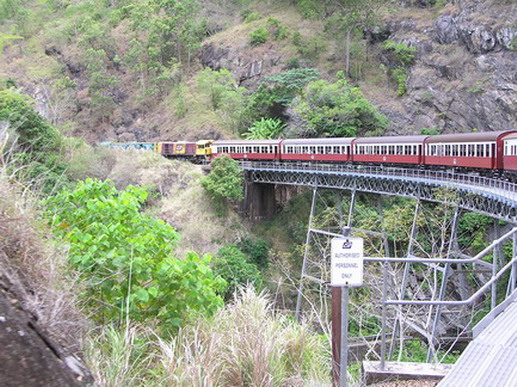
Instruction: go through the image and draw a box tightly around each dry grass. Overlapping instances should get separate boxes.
[158,286,331,386]
[85,287,331,386]
[159,168,248,256]
[0,165,87,350]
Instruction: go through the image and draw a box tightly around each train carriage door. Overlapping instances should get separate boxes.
[418,144,423,164]
[492,142,497,169]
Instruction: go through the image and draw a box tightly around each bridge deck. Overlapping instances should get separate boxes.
[240,161,517,222]
[438,298,517,386]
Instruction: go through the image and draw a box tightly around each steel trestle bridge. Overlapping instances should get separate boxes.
[239,160,517,383]
[240,161,517,222]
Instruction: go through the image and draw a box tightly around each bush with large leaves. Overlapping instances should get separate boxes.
[44,178,225,333]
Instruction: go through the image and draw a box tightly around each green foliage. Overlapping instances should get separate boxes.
[0,89,68,192]
[196,68,247,131]
[237,237,271,269]
[244,68,321,127]
[243,11,262,22]
[458,212,493,253]
[249,26,269,46]
[267,17,289,40]
[295,34,327,60]
[383,40,416,66]
[44,179,225,332]
[420,128,440,135]
[291,74,389,137]
[295,0,324,19]
[212,245,263,299]
[392,67,408,96]
[382,40,416,96]
[243,118,286,139]
[202,155,244,202]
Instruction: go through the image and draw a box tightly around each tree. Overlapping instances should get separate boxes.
[201,155,244,201]
[290,74,388,137]
[0,89,67,192]
[244,68,321,125]
[212,245,263,300]
[44,179,225,333]
[325,0,385,77]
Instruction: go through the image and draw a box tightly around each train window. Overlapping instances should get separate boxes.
[460,144,466,157]
[317,146,323,154]
[333,146,339,154]
[486,144,491,157]
[325,146,331,154]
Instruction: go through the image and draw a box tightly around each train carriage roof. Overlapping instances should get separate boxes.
[425,131,517,144]
[500,132,517,141]
[354,135,428,144]
[281,137,355,145]
[213,139,281,146]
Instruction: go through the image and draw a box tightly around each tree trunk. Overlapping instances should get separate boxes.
[345,29,351,77]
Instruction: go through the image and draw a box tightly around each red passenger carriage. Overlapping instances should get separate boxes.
[502,133,517,172]
[424,131,516,171]
[352,136,427,165]
[212,140,281,161]
[280,138,353,162]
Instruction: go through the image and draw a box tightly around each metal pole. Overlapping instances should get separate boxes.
[389,199,420,358]
[347,189,356,228]
[377,195,390,258]
[380,261,388,370]
[491,219,500,311]
[295,187,318,321]
[339,287,349,387]
[511,234,517,292]
[427,206,460,362]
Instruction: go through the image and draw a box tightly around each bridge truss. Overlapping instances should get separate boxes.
[239,161,517,372]
[241,161,517,222]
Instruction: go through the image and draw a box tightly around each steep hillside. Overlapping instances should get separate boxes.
[1,0,515,142]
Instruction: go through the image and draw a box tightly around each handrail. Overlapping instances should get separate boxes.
[239,161,517,201]
[363,227,517,265]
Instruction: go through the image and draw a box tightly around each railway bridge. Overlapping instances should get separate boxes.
[239,160,517,385]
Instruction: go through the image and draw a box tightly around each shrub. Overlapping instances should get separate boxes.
[392,67,408,96]
[44,179,225,333]
[243,118,286,139]
[291,74,389,137]
[212,245,263,299]
[383,40,416,66]
[238,237,271,269]
[0,89,68,193]
[249,26,269,46]
[201,155,244,205]
[243,68,321,126]
[382,40,416,96]
[244,12,262,22]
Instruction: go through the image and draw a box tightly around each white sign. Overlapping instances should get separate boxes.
[331,237,364,287]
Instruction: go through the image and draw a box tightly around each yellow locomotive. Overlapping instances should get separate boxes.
[102,140,213,162]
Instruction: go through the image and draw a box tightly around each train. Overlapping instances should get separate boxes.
[101,130,517,179]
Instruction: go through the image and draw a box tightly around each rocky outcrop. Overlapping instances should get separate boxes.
[200,43,283,87]
[370,0,517,133]
[0,251,92,386]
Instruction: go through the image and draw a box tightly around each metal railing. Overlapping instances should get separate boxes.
[366,227,517,368]
[239,161,517,202]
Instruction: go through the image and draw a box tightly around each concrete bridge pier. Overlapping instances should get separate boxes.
[241,176,278,223]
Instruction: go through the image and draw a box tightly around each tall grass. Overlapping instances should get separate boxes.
[86,287,332,386]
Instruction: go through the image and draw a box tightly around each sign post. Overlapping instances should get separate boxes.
[331,234,364,387]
